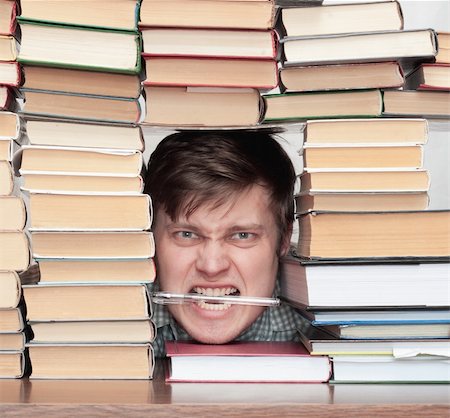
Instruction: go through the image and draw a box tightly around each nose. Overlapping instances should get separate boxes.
[195,240,230,279]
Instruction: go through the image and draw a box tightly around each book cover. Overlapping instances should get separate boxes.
[0,0,17,35]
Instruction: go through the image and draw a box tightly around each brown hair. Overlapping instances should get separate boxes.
[144,130,295,248]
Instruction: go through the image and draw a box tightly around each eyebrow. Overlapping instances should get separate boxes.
[167,222,265,234]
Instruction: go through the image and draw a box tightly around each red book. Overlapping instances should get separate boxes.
[165,340,331,383]
[0,85,15,110]
[0,0,17,36]
[405,63,450,91]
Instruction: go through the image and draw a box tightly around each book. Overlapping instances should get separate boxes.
[18,146,144,177]
[27,344,154,379]
[296,192,429,213]
[298,170,430,193]
[280,254,450,308]
[0,85,14,110]
[28,193,152,231]
[143,56,278,89]
[331,355,450,383]
[280,0,403,37]
[0,0,17,35]
[142,28,277,59]
[405,63,450,91]
[0,34,16,61]
[436,32,450,64]
[18,20,141,74]
[263,90,383,122]
[37,259,156,284]
[280,61,404,92]
[0,231,30,271]
[0,271,21,309]
[143,86,263,127]
[29,320,155,344]
[0,61,20,87]
[281,29,437,67]
[19,0,140,31]
[383,90,450,118]
[0,333,25,351]
[0,196,26,230]
[21,173,144,194]
[23,283,152,321]
[302,144,423,169]
[0,160,13,194]
[296,210,450,259]
[24,119,144,150]
[20,89,142,124]
[165,341,331,383]
[21,66,142,98]
[31,231,155,259]
[0,351,25,378]
[304,118,428,145]
[0,308,24,333]
[0,138,14,161]
[0,111,20,139]
[139,0,276,30]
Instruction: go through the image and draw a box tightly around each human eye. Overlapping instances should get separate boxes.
[174,230,199,240]
[231,232,255,240]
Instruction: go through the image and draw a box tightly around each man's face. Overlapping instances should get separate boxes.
[153,185,286,344]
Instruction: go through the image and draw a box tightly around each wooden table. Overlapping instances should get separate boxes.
[0,360,449,417]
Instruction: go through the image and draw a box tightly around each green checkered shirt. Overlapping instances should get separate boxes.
[150,281,303,358]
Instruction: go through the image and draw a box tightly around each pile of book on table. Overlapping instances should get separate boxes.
[13,0,155,379]
[280,116,450,383]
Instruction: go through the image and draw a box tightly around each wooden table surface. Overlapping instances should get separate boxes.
[0,360,449,417]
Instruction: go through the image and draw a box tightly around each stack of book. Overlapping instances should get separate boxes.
[263,0,443,122]
[139,0,278,126]
[280,116,450,382]
[11,1,156,379]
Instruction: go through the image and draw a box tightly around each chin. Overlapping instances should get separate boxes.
[187,326,243,345]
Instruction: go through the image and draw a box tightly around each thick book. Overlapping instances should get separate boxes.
[0,231,30,271]
[0,61,20,87]
[280,61,404,92]
[302,144,424,169]
[0,271,21,309]
[383,90,450,118]
[0,196,26,230]
[0,308,24,333]
[0,138,14,161]
[28,193,152,231]
[0,85,14,111]
[24,119,144,151]
[21,173,144,194]
[27,344,154,379]
[0,160,13,195]
[38,259,156,284]
[20,89,142,124]
[280,254,450,308]
[296,192,429,213]
[0,111,20,140]
[296,210,450,259]
[0,333,25,351]
[436,31,450,64]
[165,340,331,383]
[18,146,144,177]
[0,351,25,379]
[281,29,437,67]
[29,319,156,344]
[299,170,430,193]
[143,86,263,127]
[304,118,428,145]
[21,66,142,98]
[405,63,450,91]
[23,283,152,321]
[143,56,278,89]
[263,89,382,122]
[0,0,17,35]
[139,0,276,30]
[0,34,17,61]
[18,20,142,74]
[31,231,155,260]
[142,28,277,59]
[280,1,402,37]
[19,0,140,31]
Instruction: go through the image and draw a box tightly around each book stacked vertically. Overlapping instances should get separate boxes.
[263,0,444,122]
[281,116,450,383]
[139,0,278,126]
[13,1,156,379]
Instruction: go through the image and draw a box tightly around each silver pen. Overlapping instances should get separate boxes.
[152,291,280,307]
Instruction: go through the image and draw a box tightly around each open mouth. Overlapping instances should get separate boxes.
[191,287,240,311]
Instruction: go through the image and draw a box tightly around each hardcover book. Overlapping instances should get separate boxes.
[0,61,21,87]
[0,271,22,309]
[0,231,30,271]
[0,196,26,230]
[0,111,20,139]
[0,0,17,35]
[405,63,450,91]
[0,34,17,61]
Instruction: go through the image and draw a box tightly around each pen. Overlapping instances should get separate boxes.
[151,291,280,307]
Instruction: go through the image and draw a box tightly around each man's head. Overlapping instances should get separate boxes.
[145,130,296,344]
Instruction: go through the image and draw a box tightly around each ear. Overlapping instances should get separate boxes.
[279,223,293,257]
